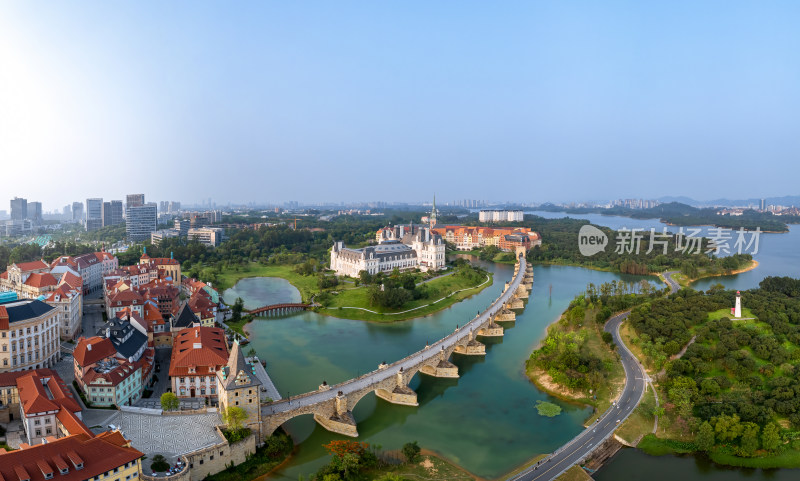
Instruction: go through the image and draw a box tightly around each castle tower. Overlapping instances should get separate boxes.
[217,339,263,441]
[429,194,437,230]
[734,291,742,318]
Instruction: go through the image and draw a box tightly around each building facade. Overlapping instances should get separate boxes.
[0,299,60,371]
[85,198,103,231]
[188,227,224,247]
[169,326,228,399]
[217,340,262,439]
[126,203,157,241]
[332,226,445,277]
[478,209,524,223]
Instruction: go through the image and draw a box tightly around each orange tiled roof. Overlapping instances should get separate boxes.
[0,433,142,481]
[73,337,116,367]
[169,326,228,376]
[12,260,50,272]
[24,273,59,289]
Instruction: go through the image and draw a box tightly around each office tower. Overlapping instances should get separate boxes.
[126,194,145,208]
[10,197,27,220]
[126,203,157,241]
[760,198,766,211]
[102,200,124,227]
[72,201,84,222]
[27,201,42,223]
[85,198,103,231]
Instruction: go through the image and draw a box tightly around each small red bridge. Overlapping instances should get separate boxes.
[248,303,310,316]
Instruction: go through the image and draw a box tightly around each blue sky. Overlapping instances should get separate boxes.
[2,1,799,209]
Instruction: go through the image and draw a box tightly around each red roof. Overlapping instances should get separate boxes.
[24,273,59,289]
[82,360,138,388]
[59,271,83,290]
[0,433,142,481]
[169,326,228,376]
[12,260,50,272]
[73,337,116,367]
[0,369,56,388]
[55,409,92,437]
[17,371,80,415]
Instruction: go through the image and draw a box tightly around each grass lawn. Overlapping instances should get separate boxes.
[368,453,477,480]
[707,307,757,322]
[555,465,593,481]
[637,434,697,456]
[615,388,656,445]
[319,272,493,322]
[217,263,320,302]
[709,446,800,469]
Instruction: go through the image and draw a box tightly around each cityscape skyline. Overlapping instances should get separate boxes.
[3,1,800,207]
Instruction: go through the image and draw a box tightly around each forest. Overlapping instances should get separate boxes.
[629,279,800,457]
[523,216,753,277]
[535,202,796,232]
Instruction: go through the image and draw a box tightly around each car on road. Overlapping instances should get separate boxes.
[616,419,620,424]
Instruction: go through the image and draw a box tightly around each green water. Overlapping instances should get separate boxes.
[224,261,652,479]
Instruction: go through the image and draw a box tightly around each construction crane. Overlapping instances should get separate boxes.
[291,217,300,230]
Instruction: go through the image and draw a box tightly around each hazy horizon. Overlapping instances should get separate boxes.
[3,1,800,210]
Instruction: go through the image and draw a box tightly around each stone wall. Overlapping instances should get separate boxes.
[181,426,256,481]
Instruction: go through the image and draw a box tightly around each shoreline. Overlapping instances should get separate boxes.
[685,259,759,285]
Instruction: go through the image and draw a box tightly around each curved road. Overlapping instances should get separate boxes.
[264,256,528,416]
[508,270,680,481]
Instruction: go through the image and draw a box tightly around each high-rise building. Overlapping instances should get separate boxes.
[102,200,124,227]
[63,204,72,218]
[10,197,27,220]
[126,203,157,241]
[72,201,84,222]
[27,201,42,223]
[126,193,145,209]
[760,198,766,211]
[85,198,103,231]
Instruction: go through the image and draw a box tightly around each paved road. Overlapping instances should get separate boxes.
[508,270,680,481]
[263,256,527,416]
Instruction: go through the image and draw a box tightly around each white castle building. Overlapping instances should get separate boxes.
[479,209,524,222]
[330,226,445,277]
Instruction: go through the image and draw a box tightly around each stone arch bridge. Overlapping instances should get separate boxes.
[248,303,310,316]
[259,256,534,438]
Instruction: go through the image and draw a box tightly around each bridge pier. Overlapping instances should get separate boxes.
[516,286,529,299]
[453,329,486,356]
[375,371,419,406]
[420,359,459,378]
[507,297,524,309]
[477,321,504,337]
[314,392,359,437]
[495,308,516,322]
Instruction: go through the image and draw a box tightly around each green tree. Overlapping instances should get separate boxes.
[401,441,421,463]
[761,423,781,451]
[160,392,179,411]
[739,423,760,457]
[231,297,245,323]
[696,421,715,452]
[222,405,248,430]
[150,454,169,472]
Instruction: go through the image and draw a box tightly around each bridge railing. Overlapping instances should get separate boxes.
[266,258,527,408]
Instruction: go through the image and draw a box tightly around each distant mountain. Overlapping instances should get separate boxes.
[657,195,800,208]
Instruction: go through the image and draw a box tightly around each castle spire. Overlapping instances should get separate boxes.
[430,194,437,230]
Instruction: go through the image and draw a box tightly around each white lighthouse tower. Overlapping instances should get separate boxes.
[734,291,742,318]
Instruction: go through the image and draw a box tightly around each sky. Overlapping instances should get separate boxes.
[2,1,800,210]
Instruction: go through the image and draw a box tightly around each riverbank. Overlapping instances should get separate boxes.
[318,273,493,322]
[667,259,759,287]
[524,305,626,426]
[217,263,318,302]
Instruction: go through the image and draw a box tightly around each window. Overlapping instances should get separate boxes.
[35,429,41,436]
[34,419,41,425]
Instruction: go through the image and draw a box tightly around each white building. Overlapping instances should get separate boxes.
[479,209,524,223]
[188,227,224,247]
[331,227,445,277]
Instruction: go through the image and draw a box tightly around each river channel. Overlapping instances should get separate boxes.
[224,213,798,479]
